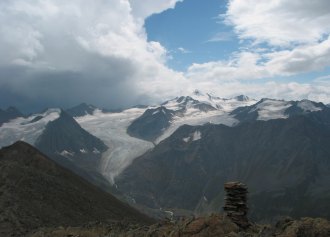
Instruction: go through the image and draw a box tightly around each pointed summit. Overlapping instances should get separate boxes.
[234,95,250,101]
[66,103,98,117]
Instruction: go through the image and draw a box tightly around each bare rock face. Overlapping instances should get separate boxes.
[224,182,250,229]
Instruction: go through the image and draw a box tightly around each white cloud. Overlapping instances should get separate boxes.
[207,31,233,42]
[0,0,186,110]
[186,52,269,81]
[187,36,330,81]
[225,0,330,47]
[265,37,330,75]
[177,47,191,54]
[128,0,182,19]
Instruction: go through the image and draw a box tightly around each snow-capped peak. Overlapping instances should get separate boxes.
[161,91,255,113]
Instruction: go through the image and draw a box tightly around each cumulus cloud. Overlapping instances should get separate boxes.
[186,52,269,81]
[186,37,330,81]
[225,0,330,47]
[185,0,330,100]
[0,0,185,111]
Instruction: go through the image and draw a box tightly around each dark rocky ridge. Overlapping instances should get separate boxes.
[31,215,330,237]
[0,141,153,236]
[35,110,107,157]
[171,96,218,112]
[127,106,175,142]
[116,109,330,221]
[66,103,98,117]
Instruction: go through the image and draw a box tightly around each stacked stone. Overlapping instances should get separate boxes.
[223,181,250,229]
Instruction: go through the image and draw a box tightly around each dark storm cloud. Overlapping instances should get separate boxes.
[0,53,143,112]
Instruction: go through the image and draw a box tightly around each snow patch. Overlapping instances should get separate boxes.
[0,108,61,148]
[93,148,100,154]
[60,150,74,157]
[183,137,190,143]
[80,148,87,153]
[155,111,238,144]
[152,110,159,115]
[192,130,201,141]
[255,100,291,121]
[298,100,322,112]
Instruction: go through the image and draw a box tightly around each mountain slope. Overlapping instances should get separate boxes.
[0,141,153,236]
[35,110,107,159]
[115,109,330,221]
[127,106,175,142]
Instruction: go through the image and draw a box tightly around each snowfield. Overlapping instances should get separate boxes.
[0,109,61,148]
[254,100,292,121]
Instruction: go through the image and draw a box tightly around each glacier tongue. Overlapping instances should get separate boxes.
[76,108,154,184]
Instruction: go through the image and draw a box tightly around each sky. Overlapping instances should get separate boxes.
[1,0,330,112]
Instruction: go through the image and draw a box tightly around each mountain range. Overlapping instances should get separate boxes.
[1,91,330,222]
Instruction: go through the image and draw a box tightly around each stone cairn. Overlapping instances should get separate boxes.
[223,181,250,229]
